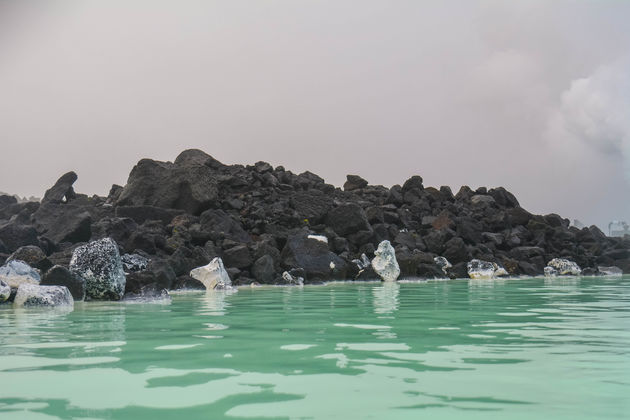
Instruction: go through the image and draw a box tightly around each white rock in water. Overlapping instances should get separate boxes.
[70,238,125,300]
[0,260,40,289]
[434,256,452,274]
[544,266,558,277]
[371,240,400,282]
[467,259,497,279]
[0,280,10,302]
[546,258,581,276]
[307,234,328,244]
[13,284,73,308]
[597,266,623,276]
[190,257,232,290]
[282,271,304,285]
[493,263,509,277]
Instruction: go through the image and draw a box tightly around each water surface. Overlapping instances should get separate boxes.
[1,276,629,419]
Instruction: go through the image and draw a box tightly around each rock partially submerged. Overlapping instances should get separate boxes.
[544,258,581,276]
[69,238,126,300]
[434,256,452,275]
[371,240,400,282]
[190,257,232,290]
[0,260,41,290]
[0,280,10,302]
[467,259,508,279]
[597,266,623,276]
[41,265,85,300]
[13,284,73,308]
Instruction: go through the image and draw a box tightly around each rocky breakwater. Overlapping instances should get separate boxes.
[0,148,628,306]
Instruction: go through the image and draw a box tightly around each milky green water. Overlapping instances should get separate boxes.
[1,276,629,420]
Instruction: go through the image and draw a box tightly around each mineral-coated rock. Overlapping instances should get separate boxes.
[281,271,304,285]
[467,259,496,279]
[0,280,10,302]
[69,238,126,300]
[371,240,400,282]
[545,258,581,276]
[0,260,41,289]
[597,266,623,276]
[434,256,452,274]
[13,284,73,308]
[121,253,149,273]
[190,257,232,290]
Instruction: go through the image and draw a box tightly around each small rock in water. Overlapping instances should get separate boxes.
[545,258,581,276]
[0,260,41,290]
[0,280,10,302]
[434,256,452,275]
[371,240,400,282]
[467,259,497,279]
[190,257,232,290]
[69,238,126,300]
[493,263,509,277]
[597,266,623,276]
[13,284,73,308]
[121,253,149,273]
[281,271,304,285]
[41,265,85,301]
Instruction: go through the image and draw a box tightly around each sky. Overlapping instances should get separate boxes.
[0,0,629,229]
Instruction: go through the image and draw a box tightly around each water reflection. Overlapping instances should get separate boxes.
[372,282,400,315]
[197,289,237,316]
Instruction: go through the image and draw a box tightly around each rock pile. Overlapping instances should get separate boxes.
[0,148,627,303]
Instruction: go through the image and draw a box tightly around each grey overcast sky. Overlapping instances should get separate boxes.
[1,0,629,229]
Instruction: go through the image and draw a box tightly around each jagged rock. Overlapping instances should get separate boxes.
[281,233,347,282]
[42,171,78,203]
[121,253,149,273]
[371,240,400,282]
[0,280,10,302]
[200,209,251,243]
[0,260,41,289]
[597,266,623,276]
[326,204,371,237]
[467,259,497,279]
[223,245,253,269]
[13,284,73,308]
[252,255,275,284]
[434,256,452,274]
[7,246,52,272]
[32,203,92,245]
[0,222,39,253]
[0,195,18,208]
[190,257,232,289]
[545,258,581,276]
[343,175,368,191]
[69,238,126,300]
[41,265,85,300]
[117,155,219,215]
[290,191,333,224]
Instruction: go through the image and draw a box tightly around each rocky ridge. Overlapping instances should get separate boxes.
[0,149,628,301]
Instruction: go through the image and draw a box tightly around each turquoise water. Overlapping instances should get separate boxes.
[1,276,629,420]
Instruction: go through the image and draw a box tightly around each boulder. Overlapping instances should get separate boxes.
[13,284,73,308]
[199,209,251,243]
[544,258,581,276]
[371,240,400,282]
[117,157,218,215]
[343,175,368,191]
[281,233,347,281]
[69,238,126,300]
[252,255,276,284]
[289,190,333,224]
[42,171,78,203]
[190,257,232,290]
[0,222,39,252]
[0,280,10,302]
[7,246,52,272]
[326,204,371,237]
[223,245,253,269]
[32,203,92,245]
[41,265,85,300]
[121,253,149,273]
[0,260,41,290]
[467,259,499,279]
[434,256,452,275]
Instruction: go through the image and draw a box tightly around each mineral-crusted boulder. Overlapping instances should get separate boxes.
[13,284,73,308]
[371,240,400,282]
[434,256,452,274]
[41,265,85,300]
[0,260,41,289]
[121,253,149,273]
[281,232,347,282]
[0,280,10,302]
[544,258,581,276]
[190,257,232,289]
[467,259,498,279]
[69,238,126,300]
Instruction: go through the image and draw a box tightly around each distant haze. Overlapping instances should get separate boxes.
[1,0,629,229]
